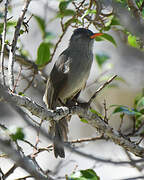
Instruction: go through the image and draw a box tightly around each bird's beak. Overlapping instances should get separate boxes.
[90,33,103,39]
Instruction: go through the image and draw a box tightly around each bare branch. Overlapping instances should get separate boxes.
[126,0,143,22]
[2,164,17,179]
[88,75,117,104]
[0,0,9,86]
[0,139,53,180]
[8,0,31,91]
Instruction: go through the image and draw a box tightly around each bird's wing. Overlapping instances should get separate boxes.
[43,51,70,109]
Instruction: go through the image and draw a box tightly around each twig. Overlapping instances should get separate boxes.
[22,139,36,149]
[124,149,143,171]
[126,0,142,22]
[32,135,104,155]
[0,0,9,86]
[118,113,124,132]
[122,176,144,180]
[13,64,22,92]
[2,43,38,70]
[88,75,117,104]
[23,70,36,93]
[103,99,108,123]
[136,137,144,145]
[0,139,52,180]
[68,135,104,144]
[46,26,68,66]
[0,168,4,179]
[8,0,31,91]
[15,175,33,180]
[2,164,17,179]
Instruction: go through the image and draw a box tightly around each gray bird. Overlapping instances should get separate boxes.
[43,28,103,158]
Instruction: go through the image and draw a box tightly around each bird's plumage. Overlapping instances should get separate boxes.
[43,28,97,158]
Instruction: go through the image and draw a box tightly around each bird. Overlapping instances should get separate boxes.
[43,28,103,158]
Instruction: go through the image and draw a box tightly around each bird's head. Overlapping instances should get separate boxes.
[69,28,103,49]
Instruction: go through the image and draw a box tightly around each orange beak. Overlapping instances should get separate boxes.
[90,33,103,39]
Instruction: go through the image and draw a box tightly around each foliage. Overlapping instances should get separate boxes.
[111,91,144,131]
[69,169,100,180]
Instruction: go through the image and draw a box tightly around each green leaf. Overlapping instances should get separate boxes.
[0,12,4,18]
[128,34,139,48]
[137,97,144,110]
[90,109,104,119]
[20,29,25,34]
[34,15,46,37]
[10,128,25,141]
[95,36,104,41]
[134,93,143,108]
[94,33,117,47]
[111,17,120,26]
[58,0,74,17]
[36,42,50,66]
[101,33,117,47]
[95,53,110,68]
[81,118,88,124]
[18,92,25,96]
[57,9,75,17]
[112,105,141,116]
[59,0,72,11]
[69,169,100,180]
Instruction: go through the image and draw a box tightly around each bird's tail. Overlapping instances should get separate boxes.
[50,117,69,158]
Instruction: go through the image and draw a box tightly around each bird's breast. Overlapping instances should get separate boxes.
[59,52,93,100]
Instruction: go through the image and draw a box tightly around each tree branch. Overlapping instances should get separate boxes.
[0,0,9,86]
[126,0,143,22]
[8,0,31,91]
[1,84,144,159]
[0,139,53,180]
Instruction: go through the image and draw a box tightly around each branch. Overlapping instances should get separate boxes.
[1,84,144,159]
[0,0,9,86]
[0,139,53,180]
[126,0,143,22]
[2,44,38,70]
[2,164,17,179]
[8,0,31,91]
[88,75,117,104]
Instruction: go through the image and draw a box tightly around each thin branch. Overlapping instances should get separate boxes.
[2,44,38,70]
[15,175,33,180]
[88,75,117,104]
[46,25,68,66]
[32,135,104,155]
[13,64,22,92]
[126,0,143,22]
[0,139,52,180]
[122,176,144,180]
[2,164,17,179]
[0,0,9,86]
[68,135,104,144]
[8,0,31,91]
[124,149,143,171]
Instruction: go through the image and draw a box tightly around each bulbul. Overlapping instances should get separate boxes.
[43,28,103,158]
